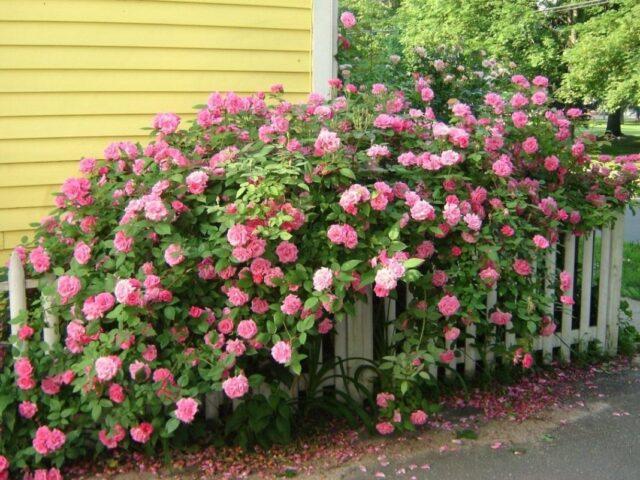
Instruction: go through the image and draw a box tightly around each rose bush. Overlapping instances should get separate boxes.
[0,16,639,477]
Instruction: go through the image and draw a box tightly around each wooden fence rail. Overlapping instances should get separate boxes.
[3,213,626,418]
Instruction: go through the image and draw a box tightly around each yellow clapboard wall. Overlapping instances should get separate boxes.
[0,0,313,261]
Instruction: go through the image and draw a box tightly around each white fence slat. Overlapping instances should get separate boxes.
[596,227,612,346]
[560,234,576,361]
[8,251,27,339]
[42,273,59,347]
[464,323,477,377]
[205,392,223,420]
[485,285,497,367]
[606,213,625,354]
[579,232,594,350]
[542,244,557,363]
[333,310,348,393]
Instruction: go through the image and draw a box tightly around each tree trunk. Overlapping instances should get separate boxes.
[605,108,623,136]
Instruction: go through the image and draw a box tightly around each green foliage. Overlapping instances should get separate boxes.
[558,0,640,111]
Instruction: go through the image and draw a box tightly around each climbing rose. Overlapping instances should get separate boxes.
[313,267,333,291]
[490,310,512,326]
[533,235,549,249]
[513,258,532,276]
[153,112,180,134]
[275,241,298,263]
[410,410,428,426]
[522,136,539,154]
[222,374,249,399]
[73,241,91,264]
[271,341,292,364]
[281,294,302,315]
[32,426,66,455]
[227,224,249,247]
[56,275,81,304]
[130,423,154,443]
[237,319,258,340]
[437,295,460,317]
[375,422,395,435]
[340,11,356,28]
[185,170,208,195]
[314,128,341,155]
[95,356,120,382]
[18,400,38,419]
[164,243,184,266]
[175,397,199,423]
[29,246,50,273]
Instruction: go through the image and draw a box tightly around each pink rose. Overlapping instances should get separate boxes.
[340,11,356,28]
[95,356,120,382]
[56,275,81,304]
[222,374,249,399]
[313,267,333,291]
[375,422,395,435]
[164,243,184,267]
[33,426,66,455]
[18,400,38,419]
[281,294,302,316]
[237,319,258,340]
[227,224,250,247]
[227,287,249,307]
[275,241,298,263]
[490,309,512,326]
[185,170,208,195]
[175,397,199,423]
[153,112,180,134]
[130,422,154,443]
[513,258,532,276]
[533,235,550,249]
[437,295,460,317]
[376,392,395,408]
[444,326,460,342]
[271,341,292,364]
[410,200,435,221]
[522,136,539,154]
[314,128,341,156]
[410,410,428,426]
[29,246,51,273]
[114,230,134,253]
[439,350,455,363]
[73,241,92,264]
[108,383,126,403]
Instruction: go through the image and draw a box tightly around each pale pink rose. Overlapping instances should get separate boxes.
[73,241,92,264]
[57,275,81,304]
[144,198,168,221]
[175,397,199,423]
[114,230,134,253]
[227,287,249,306]
[281,294,302,315]
[444,326,460,342]
[275,241,298,263]
[313,267,333,291]
[237,319,258,340]
[314,128,341,155]
[227,224,250,247]
[492,156,513,177]
[153,112,180,134]
[130,422,154,443]
[164,243,184,266]
[463,213,482,231]
[410,200,435,221]
[511,110,528,128]
[226,339,246,357]
[14,357,34,378]
[479,267,500,286]
[222,374,249,399]
[95,356,120,382]
[32,426,66,455]
[271,340,292,364]
[29,246,51,273]
[532,234,549,249]
[340,11,356,28]
[114,279,143,306]
[185,170,208,195]
[376,392,395,408]
[437,295,460,317]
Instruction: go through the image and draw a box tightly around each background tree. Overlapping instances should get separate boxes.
[557,0,640,136]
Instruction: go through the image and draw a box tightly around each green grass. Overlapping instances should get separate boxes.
[587,120,640,156]
[623,241,640,300]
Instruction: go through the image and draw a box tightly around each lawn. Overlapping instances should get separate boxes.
[623,241,640,300]
[587,119,640,156]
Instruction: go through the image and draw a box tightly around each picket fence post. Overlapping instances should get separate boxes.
[8,251,27,340]
[579,231,595,351]
[42,273,59,347]
[606,212,625,354]
[596,226,612,347]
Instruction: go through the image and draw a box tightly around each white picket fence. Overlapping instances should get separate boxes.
[2,212,626,417]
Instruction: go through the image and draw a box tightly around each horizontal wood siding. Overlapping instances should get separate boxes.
[0,0,313,262]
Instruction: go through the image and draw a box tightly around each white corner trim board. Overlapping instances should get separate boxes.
[312,0,338,97]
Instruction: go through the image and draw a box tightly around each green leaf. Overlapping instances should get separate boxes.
[341,259,361,271]
[403,258,425,269]
[166,418,180,434]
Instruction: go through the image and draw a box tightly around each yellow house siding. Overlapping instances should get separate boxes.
[0,0,313,261]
